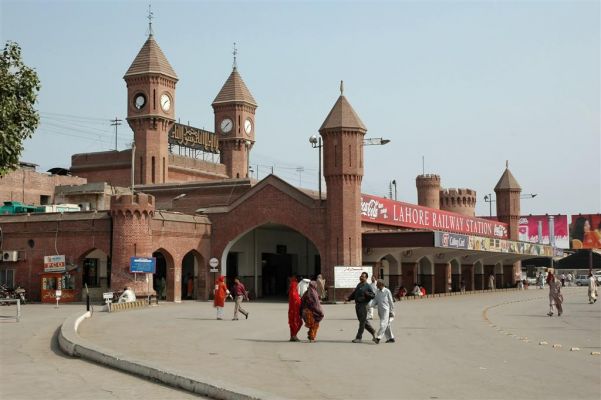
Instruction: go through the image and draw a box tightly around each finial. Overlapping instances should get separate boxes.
[147,3,154,37]
[506,160,509,169]
[232,42,238,70]
[340,80,344,95]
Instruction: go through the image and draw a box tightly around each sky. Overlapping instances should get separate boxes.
[2,0,600,217]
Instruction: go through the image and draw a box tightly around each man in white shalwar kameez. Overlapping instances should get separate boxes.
[371,279,395,344]
[298,278,311,297]
[367,275,378,320]
[588,273,598,304]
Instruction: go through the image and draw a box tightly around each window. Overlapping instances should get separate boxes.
[0,269,15,288]
[83,258,99,287]
[62,274,75,290]
[40,195,50,205]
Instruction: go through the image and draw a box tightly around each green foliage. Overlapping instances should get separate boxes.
[0,41,40,176]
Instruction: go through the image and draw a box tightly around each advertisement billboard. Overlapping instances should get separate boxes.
[44,255,66,273]
[434,231,559,257]
[361,194,508,239]
[518,215,569,249]
[570,214,601,249]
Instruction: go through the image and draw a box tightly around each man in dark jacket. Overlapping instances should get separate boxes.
[345,271,376,343]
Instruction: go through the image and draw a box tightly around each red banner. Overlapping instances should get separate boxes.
[361,194,508,239]
[570,214,601,249]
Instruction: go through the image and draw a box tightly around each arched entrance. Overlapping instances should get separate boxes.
[181,250,202,300]
[152,250,169,300]
[221,223,321,299]
[450,259,461,292]
[417,257,434,294]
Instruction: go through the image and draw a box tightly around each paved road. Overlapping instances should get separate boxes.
[76,287,600,399]
[0,303,201,400]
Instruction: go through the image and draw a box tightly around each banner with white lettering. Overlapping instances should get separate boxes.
[361,194,508,239]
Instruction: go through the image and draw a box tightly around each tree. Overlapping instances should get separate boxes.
[0,41,40,176]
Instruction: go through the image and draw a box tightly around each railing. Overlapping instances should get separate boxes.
[0,298,21,322]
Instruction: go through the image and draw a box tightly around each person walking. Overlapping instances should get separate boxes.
[488,273,495,290]
[371,279,395,344]
[537,272,545,289]
[316,274,327,301]
[367,275,378,320]
[588,273,598,304]
[345,271,377,343]
[546,269,563,317]
[560,273,566,287]
[298,277,311,297]
[299,281,324,342]
[231,277,249,320]
[288,277,302,341]
[213,275,230,320]
[567,272,573,287]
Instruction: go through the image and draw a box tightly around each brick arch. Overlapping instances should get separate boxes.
[152,248,176,301]
[209,184,326,274]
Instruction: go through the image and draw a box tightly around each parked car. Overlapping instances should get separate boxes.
[575,275,590,286]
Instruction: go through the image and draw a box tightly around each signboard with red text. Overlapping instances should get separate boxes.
[361,194,508,239]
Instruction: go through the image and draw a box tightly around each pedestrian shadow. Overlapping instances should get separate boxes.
[237,338,363,344]
[175,317,226,321]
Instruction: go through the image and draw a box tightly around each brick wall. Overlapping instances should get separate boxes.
[0,167,86,205]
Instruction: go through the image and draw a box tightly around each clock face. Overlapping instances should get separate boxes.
[220,118,233,134]
[134,94,146,110]
[244,119,253,135]
[160,94,171,112]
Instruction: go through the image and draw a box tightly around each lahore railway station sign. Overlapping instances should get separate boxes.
[361,194,509,239]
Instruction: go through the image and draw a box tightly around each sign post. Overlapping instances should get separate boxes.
[209,258,219,300]
[55,289,62,308]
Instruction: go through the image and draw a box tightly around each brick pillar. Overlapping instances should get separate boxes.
[402,262,416,291]
[434,263,451,294]
[110,193,155,296]
[166,255,182,302]
[461,264,474,291]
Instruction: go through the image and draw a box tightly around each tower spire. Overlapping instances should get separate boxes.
[147,3,154,37]
[340,80,344,96]
[232,42,238,70]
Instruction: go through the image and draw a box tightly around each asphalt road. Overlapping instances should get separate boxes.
[75,287,600,400]
[0,303,202,400]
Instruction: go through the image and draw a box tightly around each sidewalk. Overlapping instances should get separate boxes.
[67,287,600,400]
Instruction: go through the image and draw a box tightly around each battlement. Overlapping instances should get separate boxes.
[416,174,441,186]
[110,193,155,217]
[440,188,476,199]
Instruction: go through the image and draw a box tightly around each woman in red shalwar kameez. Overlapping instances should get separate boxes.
[288,277,302,342]
[213,276,229,320]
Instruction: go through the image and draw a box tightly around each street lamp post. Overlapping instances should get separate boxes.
[309,135,322,201]
[484,193,538,217]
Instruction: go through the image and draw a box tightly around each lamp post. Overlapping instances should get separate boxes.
[484,193,538,216]
[391,180,397,201]
[309,135,322,201]
[171,193,186,210]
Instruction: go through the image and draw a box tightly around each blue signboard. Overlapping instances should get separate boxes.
[129,257,156,273]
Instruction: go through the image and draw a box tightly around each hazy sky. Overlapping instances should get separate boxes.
[2,0,599,217]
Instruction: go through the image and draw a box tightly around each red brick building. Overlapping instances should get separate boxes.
[0,30,555,303]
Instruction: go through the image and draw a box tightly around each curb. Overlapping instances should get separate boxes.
[58,311,283,400]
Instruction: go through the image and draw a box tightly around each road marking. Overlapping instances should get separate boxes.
[570,347,580,352]
[552,344,562,348]
[539,341,548,345]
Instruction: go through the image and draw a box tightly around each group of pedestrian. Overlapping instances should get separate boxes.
[288,275,324,342]
[213,276,249,320]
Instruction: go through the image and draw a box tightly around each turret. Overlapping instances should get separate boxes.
[416,174,441,209]
[439,188,477,217]
[494,162,521,240]
[110,193,155,294]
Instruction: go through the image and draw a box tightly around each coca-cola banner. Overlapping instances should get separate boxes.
[361,194,509,239]
[518,215,569,249]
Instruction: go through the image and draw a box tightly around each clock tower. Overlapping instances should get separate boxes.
[124,32,178,185]
[212,60,257,179]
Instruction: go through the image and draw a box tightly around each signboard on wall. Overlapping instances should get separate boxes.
[129,257,156,273]
[44,255,66,272]
[570,214,601,249]
[434,231,560,257]
[168,123,220,153]
[334,266,373,289]
[361,194,508,239]
[518,215,569,249]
